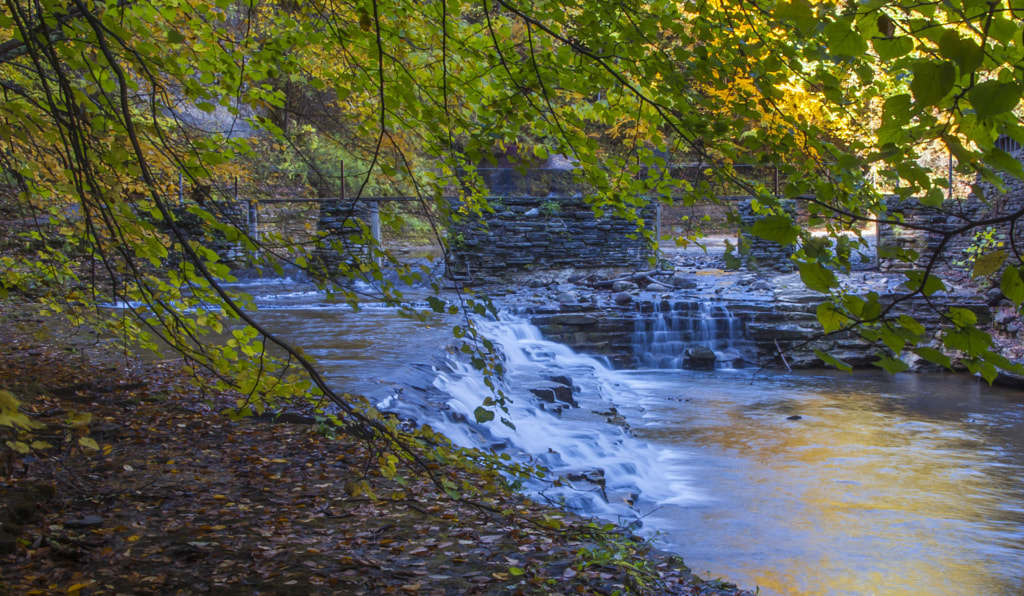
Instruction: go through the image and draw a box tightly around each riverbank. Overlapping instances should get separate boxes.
[0,301,756,596]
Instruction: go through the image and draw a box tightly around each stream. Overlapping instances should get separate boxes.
[242,277,1024,595]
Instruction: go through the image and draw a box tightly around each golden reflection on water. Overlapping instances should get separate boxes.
[635,371,1024,596]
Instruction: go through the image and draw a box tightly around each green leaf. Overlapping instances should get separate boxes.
[903,271,946,296]
[943,327,992,355]
[774,0,817,32]
[913,346,951,369]
[972,250,1007,279]
[910,60,955,107]
[938,30,983,75]
[987,16,1019,44]
[824,19,867,57]
[987,148,1024,180]
[750,215,799,245]
[798,261,839,293]
[872,36,914,60]
[473,406,495,423]
[898,315,926,337]
[815,349,852,373]
[881,94,912,127]
[816,302,849,333]
[968,81,1022,118]
[1001,266,1024,305]
[946,307,978,328]
[879,325,906,353]
[167,29,185,44]
[426,296,446,313]
[874,356,910,374]
[78,437,100,451]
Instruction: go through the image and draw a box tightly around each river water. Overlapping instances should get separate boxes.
[245,279,1024,595]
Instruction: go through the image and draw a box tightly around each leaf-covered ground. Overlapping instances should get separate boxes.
[0,304,755,595]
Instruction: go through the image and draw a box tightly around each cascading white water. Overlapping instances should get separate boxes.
[632,300,750,369]
[387,315,704,518]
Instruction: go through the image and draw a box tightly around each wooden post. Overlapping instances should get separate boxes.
[655,200,662,255]
[248,199,258,239]
[369,200,382,267]
[948,151,954,200]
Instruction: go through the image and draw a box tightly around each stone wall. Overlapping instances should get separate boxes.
[166,202,249,266]
[736,198,797,273]
[447,196,656,281]
[314,199,375,269]
[878,147,1024,272]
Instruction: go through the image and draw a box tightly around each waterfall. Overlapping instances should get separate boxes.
[632,300,750,369]
[384,315,704,519]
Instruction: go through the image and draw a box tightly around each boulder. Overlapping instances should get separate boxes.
[994,310,1016,325]
[556,291,578,304]
[670,274,698,289]
[612,280,639,292]
[684,346,717,370]
[986,288,1004,306]
[613,291,633,305]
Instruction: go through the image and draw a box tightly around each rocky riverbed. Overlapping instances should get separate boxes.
[464,236,1023,380]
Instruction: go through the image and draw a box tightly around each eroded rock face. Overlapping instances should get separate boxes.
[517,270,993,372]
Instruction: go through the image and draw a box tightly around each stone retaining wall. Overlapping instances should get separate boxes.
[736,199,797,273]
[313,200,375,270]
[447,196,656,281]
[878,148,1024,272]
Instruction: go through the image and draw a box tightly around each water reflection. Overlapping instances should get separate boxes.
[630,369,1024,595]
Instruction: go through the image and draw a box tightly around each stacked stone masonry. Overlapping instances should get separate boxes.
[737,199,797,273]
[879,148,1024,272]
[447,196,656,280]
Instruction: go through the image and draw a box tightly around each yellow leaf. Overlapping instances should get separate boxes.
[78,437,99,451]
[0,389,19,409]
[67,411,92,428]
[127,535,141,542]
